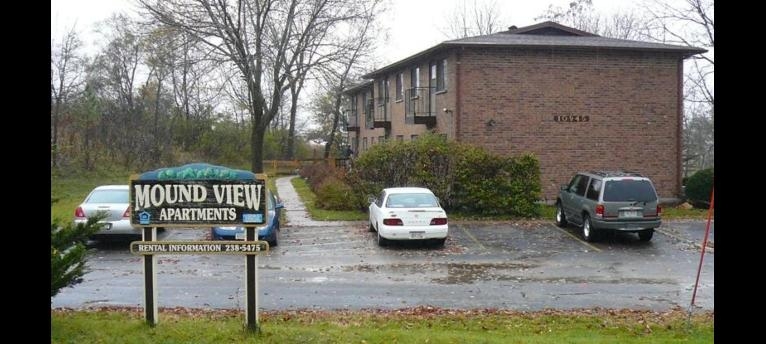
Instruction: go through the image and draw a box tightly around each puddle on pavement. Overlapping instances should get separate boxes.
[343,262,538,284]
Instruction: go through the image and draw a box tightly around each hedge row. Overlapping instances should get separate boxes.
[301,133,541,217]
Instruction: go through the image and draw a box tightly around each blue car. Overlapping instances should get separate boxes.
[211,189,284,246]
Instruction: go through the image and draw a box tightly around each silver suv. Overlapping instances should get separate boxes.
[555,171,661,242]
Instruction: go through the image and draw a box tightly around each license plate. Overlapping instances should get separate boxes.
[410,231,425,239]
[620,211,640,218]
[235,232,245,240]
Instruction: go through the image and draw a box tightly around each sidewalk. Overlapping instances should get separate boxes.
[274,175,356,228]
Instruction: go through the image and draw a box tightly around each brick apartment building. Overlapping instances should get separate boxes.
[342,21,706,201]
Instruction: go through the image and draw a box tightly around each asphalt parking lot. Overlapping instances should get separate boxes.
[51,217,714,312]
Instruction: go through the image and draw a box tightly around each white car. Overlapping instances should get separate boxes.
[74,185,141,239]
[368,187,448,247]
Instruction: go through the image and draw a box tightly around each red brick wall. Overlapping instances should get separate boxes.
[456,47,683,201]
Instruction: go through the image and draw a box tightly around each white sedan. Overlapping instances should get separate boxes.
[368,187,448,247]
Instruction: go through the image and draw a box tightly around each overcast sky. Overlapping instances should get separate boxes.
[51,0,646,65]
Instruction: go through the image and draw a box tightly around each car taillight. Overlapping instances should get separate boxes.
[656,205,662,217]
[75,207,86,219]
[595,204,605,218]
[430,218,447,225]
[383,218,403,226]
[123,207,131,218]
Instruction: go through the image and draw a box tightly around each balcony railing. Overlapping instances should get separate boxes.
[374,96,390,129]
[345,109,359,131]
[405,87,437,127]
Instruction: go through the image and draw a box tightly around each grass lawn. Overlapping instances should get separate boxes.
[51,169,134,222]
[51,307,713,344]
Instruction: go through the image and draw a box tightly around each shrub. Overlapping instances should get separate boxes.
[685,168,713,207]
[51,199,104,298]
[299,162,338,192]
[348,133,541,217]
[315,176,364,210]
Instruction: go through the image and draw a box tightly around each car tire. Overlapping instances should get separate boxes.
[210,228,217,240]
[268,235,278,247]
[377,230,388,247]
[638,229,654,242]
[555,202,568,227]
[582,215,599,242]
[433,238,446,247]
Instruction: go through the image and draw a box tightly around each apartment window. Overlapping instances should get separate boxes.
[378,78,386,105]
[396,135,404,142]
[371,137,375,145]
[351,95,357,115]
[363,137,368,151]
[410,67,420,92]
[437,59,447,91]
[396,73,403,101]
[411,134,419,141]
[385,79,390,101]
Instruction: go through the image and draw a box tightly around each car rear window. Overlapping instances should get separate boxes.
[86,189,129,203]
[386,193,439,208]
[602,180,657,202]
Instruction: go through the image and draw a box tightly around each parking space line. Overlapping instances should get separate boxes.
[458,226,487,251]
[552,226,602,252]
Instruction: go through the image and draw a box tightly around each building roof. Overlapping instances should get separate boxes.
[364,21,707,78]
[343,79,373,94]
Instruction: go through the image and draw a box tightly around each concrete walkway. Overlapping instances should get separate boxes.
[275,175,358,227]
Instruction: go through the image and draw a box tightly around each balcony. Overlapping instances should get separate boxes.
[345,110,359,131]
[405,87,437,128]
[374,96,391,129]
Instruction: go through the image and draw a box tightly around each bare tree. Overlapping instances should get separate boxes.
[441,0,506,38]
[644,0,713,105]
[51,26,86,168]
[137,0,380,173]
[535,0,648,40]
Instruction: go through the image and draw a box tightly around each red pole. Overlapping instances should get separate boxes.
[690,187,714,307]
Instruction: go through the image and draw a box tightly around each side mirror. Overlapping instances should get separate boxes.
[367,195,376,204]
[560,184,569,192]
[275,203,285,210]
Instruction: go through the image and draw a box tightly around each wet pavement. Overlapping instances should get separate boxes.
[52,176,713,312]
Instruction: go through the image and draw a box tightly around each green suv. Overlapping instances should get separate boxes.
[555,171,662,242]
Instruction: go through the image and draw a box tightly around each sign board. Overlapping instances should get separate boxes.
[130,163,268,332]
[130,240,269,255]
[129,163,266,227]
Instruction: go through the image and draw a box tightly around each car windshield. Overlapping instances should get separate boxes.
[86,189,128,204]
[386,193,438,208]
[602,180,657,202]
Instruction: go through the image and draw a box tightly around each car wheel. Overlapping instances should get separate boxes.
[377,230,388,247]
[210,228,217,240]
[268,235,278,247]
[638,229,654,242]
[555,202,568,227]
[433,238,446,247]
[582,215,599,242]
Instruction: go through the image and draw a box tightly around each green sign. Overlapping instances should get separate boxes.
[129,163,267,227]
[130,240,270,255]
